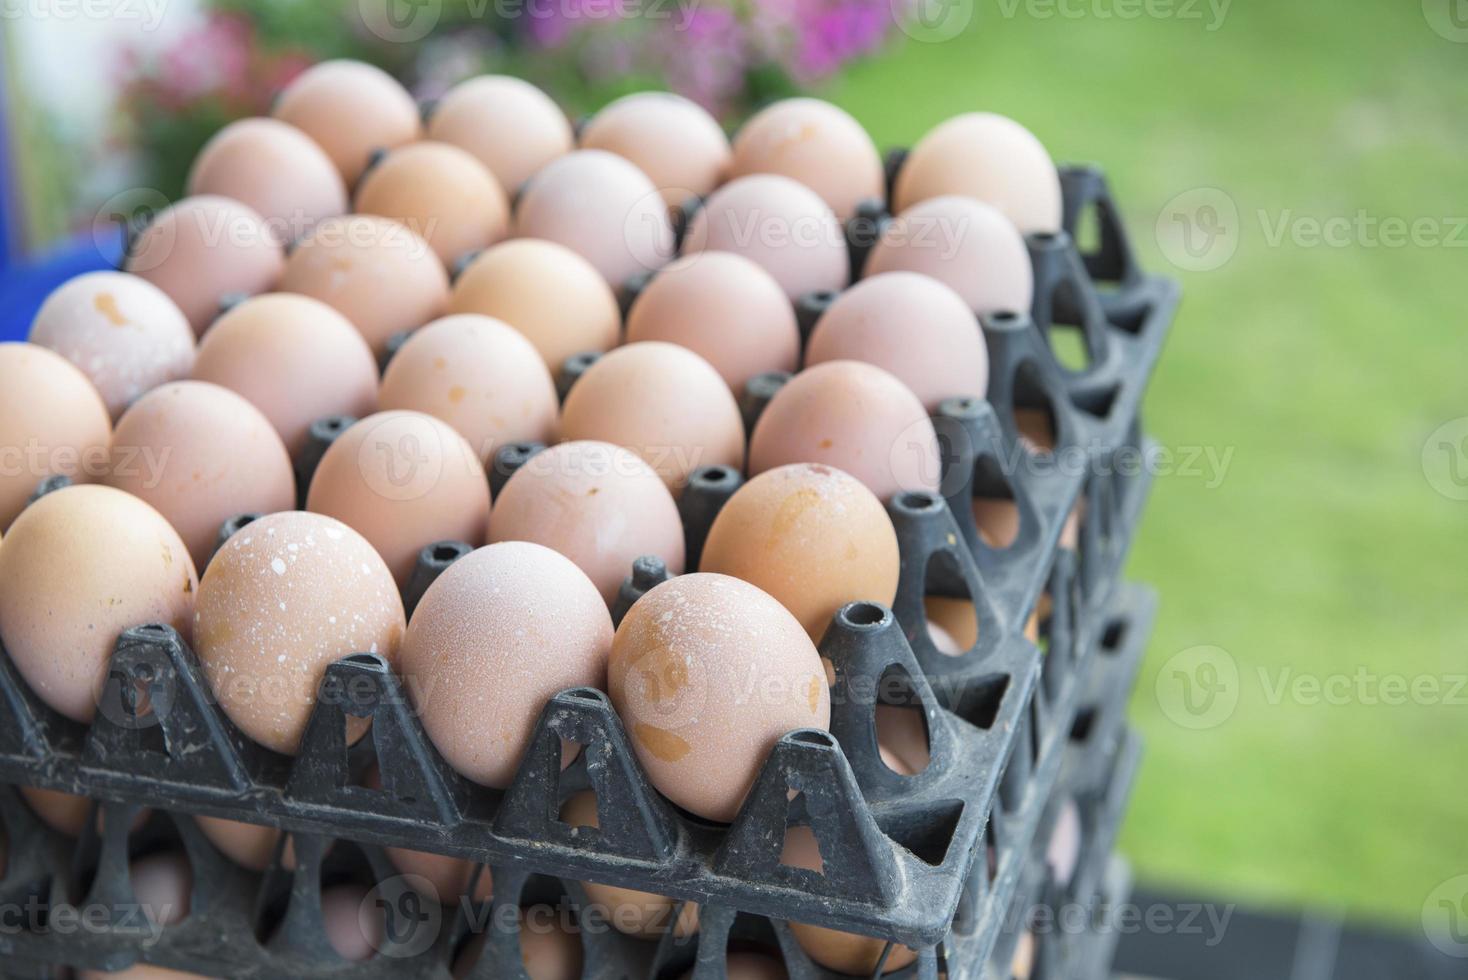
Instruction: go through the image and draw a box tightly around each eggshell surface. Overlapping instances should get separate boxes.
[428,75,573,193]
[193,511,405,755]
[681,953,788,980]
[354,141,509,265]
[196,815,301,871]
[580,92,730,208]
[609,573,830,822]
[321,883,385,961]
[273,59,422,186]
[729,98,883,220]
[187,117,347,233]
[0,485,196,723]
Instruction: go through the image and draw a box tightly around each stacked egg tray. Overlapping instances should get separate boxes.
[0,164,1174,979]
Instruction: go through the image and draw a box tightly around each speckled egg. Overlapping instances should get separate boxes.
[354,141,509,266]
[448,239,621,374]
[378,314,557,465]
[124,195,285,336]
[580,92,730,208]
[187,117,348,234]
[0,342,111,531]
[624,252,799,394]
[729,98,883,220]
[273,59,422,186]
[681,174,848,301]
[864,195,1033,315]
[29,271,195,419]
[748,361,941,502]
[306,410,490,587]
[190,293,378,455]
[194,511,405,755]
[105,381,295,569]
[609,573,830,822]
[280,215,449,357]
[399,541,612,788]
[427,75,573,194]
[488,441,684,606]
[0,485,196,723]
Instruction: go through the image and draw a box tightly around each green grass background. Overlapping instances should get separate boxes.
[821,0,1467,928]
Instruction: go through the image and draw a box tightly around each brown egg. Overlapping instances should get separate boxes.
[513,149,674,289]
[306,411,490,587]
[0,485,196,722]
[973,497,1021,548]
[378,314,557,465]
[923,596,978,654]
[129,851,193,928]
[489,441,684,607]
[400,541,612,787]
[580,92,730,208]
[806,271,988,410]
[186,117,348,235]
[452,908,584,980]
[559,342,744,492]
[79,966,213,980]
[875,704,931,775]
[273,59,422,186]
[19,786,149,837]
[865,196,1033,315]
[893,112,1062,234]
[105,382,295,569]
[729,98,883,221]
[682,174,848,301]
[749,361,941,502]
[196,815,302,871]
[125,196,285,336]
[279,215,449,357]
[681,953,788,980]
[559,791,699,939]
[781,826,919,973]
[624,252,799,394]
[191,293,378,456]
[448,239,620,373]
[610,573,830,822]
[321,883,384,961]
[700,464,899,643]
[1012,929,1036,980]
[30,271,195,420]
[194,511,405,755]
[0,342,111,531]
[384,845,491,906]
[428,75,573,194]
[354,141,509,266]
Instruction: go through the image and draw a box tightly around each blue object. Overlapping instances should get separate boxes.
[0,229,123,343]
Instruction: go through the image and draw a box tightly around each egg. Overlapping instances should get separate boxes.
[1012,930,1037,980]
[805,271,988,410]
[681,953,788,980]
[0,485,196,722]
[513,149,674,289]
[893,112,1062,233]
[19,786,148,837]
[924,596,979,653]
[321,883,385,961]
[682,174,849,301]
[354,141,509,266]
[580,91,730,208]
[559,791,698,939]
[610,573,829,822]
[124,196,285,336]
[186,117,348,234]
[428,75,574,193]
[191,293,378,455]
[865,195,1033,315]
[875,704,931,775]
[129,850,193,928]
[272,60,422,186]
[0,342,111,530]
[29,271,195,420]
[79,966,212,980]
[1047,798,1082,885]
[559,342,744,492]
[624,253,799,394]
[196,815,302,871]
[781,826,919,973]
[729,98,883,221]
[399,541,612,787]
[385,846,491,907]
[489,441,684,607]
[973,497,1021,548]
[453,908,584,980]
[700,464,898,643]
[378,315,557,465]
[748,361,940,502]
[279,215,449,357]
[105,382,295,569]
[194,511,405,755]
[306,411,490,586]
[447,239,621,374]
